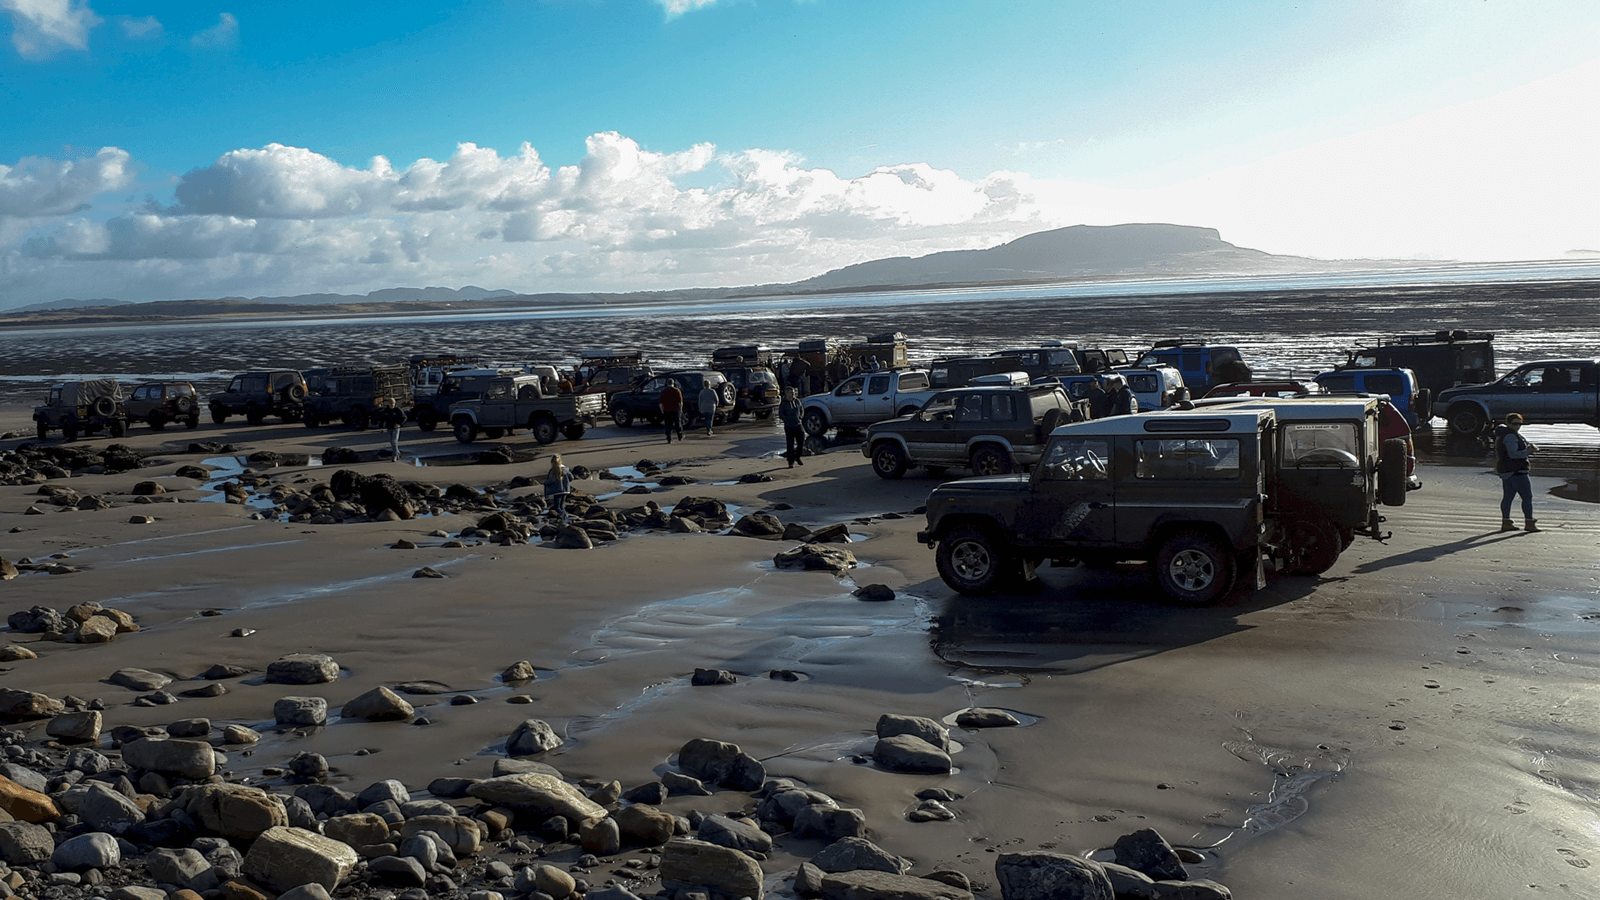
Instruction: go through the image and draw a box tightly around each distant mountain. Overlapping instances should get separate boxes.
[789,223,1370,291]
[9,297,134,313]
[216,285,518,306]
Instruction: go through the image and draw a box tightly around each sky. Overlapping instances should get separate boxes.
[2,0,1599,308]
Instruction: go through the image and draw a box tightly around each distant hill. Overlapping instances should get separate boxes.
[9,297,134,314]
[789,223,1364,291]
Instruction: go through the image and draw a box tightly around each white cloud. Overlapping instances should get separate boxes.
[0,147,134,217]
[189,11,235,48]
[654,0,717,19]
[1,0,101,59]
[117,14,160,39]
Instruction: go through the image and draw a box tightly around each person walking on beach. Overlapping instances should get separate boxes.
[697,382,718,436]
[379,399,406,461]
[659,379,684,443]
[1495,412,1539,532]
[544,454,572,526]
[779,387,805,467]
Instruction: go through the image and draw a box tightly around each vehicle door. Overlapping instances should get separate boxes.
[634,376,670,414]
[1486,366,1545,419]
[1273,420,1366,527]
[129,384,153,416]
[830,376,867,421]
[859,373,897,422]
[239,373,268,400]
[900,392,957,462]
[479,379,518,423]
[1119,432,1247,545]
[1526,363,1591,422]
[1020,434,1117,546]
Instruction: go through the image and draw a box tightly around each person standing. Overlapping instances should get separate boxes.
[1496,412,1538,532]
[1086,378,1111,419]
[1108,375,1139,416]
[659,379,684,443]
[380,399,406,461]
[697,382,719,436]
[779,387,805,467]
[544,454,572,526]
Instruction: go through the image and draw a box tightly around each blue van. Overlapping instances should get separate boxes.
[1313,367,1430,427]
[1132,341,1249,394]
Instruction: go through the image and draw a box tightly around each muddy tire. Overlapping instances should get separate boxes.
[971,445,1013,476]
[108,419,126,438]
[871,442,908,479]
[148,413,167,431]
[1281,519,1341,576]
[185,414,199,429]
[453,418,477,444]
[1448,405,1487,436]
[935,526,1008,595]
[802,408,827,437]
[1154,531,1235,605]
[210,405,227,424]
[561,423,586,441]
[531,416,558,445]
[613,406,634,428]
[1378,438,1409,507]
[62,422,78,442]
[416,407,438,432]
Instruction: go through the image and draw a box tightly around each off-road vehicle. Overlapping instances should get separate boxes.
[126,381,201,431]
[210,370,308,425]
[711,347,781,421]
[609,371,736,429]
[34,379,128,441]
[1435,359,1600,436]
[918,399,1402,604]
[301,363,414,430]
[863,378,1083,479]
[1132,340,1249,393]
[800,369,937,436]
[448,374,604,444]
[576,350,655,402]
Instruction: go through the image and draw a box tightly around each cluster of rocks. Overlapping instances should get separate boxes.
[0,443,145,486]
[4,603,139,644]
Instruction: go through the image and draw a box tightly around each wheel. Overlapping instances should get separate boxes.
[108,419,126,438]
[1448,405,1486,436]
[92,396,116,417]
[148,413,166,431]
[35,421,47,441]
[62,423,78,442]
[483,426,505,440]
[935,526,1008,595]
[801,408,827,437]
[185,414,199,429]
[211,405,227,424]
[1378,438,1409,507]
[175,396,195,414]
[1154,532,1235,605]
[245,405,265,426]
[286,384,307,401]
[971,445,1013,476]
[562,423,586,441]
[349,406,369,430]
[531,416,558,445]
[613,406,634,428]
[1339,527,1354,550]
[453,419,477,443]
[719,383,736,406]
[416,407,438,432]
[1281,520,1341,576]
[871,443,909,479]
[302,408,321,428]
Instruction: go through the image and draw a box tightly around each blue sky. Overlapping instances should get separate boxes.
[2,0,1598,307]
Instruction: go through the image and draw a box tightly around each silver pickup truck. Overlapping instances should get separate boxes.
[1436,359,1599,435]
[800,369,939,436]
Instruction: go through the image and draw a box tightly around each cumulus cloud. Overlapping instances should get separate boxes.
[654,0,718,19]
[0,147,134,217]
[117,14,160,39]
[1,0,101,59]
[189,11,236,48]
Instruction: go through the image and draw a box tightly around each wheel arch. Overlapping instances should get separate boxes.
[927,512,1006,544]
[1147,518,1238,556]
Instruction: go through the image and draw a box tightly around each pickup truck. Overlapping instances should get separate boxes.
[449,374,604,444]
[918,398,1401,604]
[801,369,938,436]
[1435,359,1600,436]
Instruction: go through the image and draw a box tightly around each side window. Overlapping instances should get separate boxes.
[485,381,512,400]
[241,374,267,393]
[1135,439,1241,480]
[1508,368,1543,387]
[836,379,863,396]
[1040,438,1110,481]
[1127,374,1157,393]
[132,386,150,401]
[643,377,666,393]
[898,372,929,390]
[1365,374,1404,396]
[955,393,985,422]
[1318,375,1355,392]
[1539,366,1580,390]
[867,375,892,395]
[989,393,1018,422]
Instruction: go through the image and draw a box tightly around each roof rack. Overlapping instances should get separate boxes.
[1149,339,1208,349]
[1380,330,1494,346]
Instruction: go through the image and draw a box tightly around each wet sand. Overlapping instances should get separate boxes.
[1,403,1597,899]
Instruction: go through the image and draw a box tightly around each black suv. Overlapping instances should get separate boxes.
[609,371,737,428]
[302,363,414,430]
[126,381,201,431]
[34,379,128,441]
[714,363,780,421]
[210,370,308,425]
[863,381,1081,478]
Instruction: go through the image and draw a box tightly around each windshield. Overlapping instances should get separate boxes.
[1282,422,1361,468]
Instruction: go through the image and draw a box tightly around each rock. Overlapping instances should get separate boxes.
[0,766,47,794]
[0,688,63,720]
[324,813,391,848]
[872,734,951,774]
[677,738,766,791]
[506,719,564,755]
[773,544,856,573]
[500,660,538,682]
[954,708,1019,728]
[392,539,418,549]
[398,815,482,857]
[52,831,120,870]
[853,584,896,602]
[622,781,667,805]
[691,668,736,686]
[170,783,288,839]
[266,653,340,684]
[72,616,121,642]
[1113,829,1186,882]
[358,779,409,809]
[730,512,785,539]
[792,804,867,842]
[109,887,168,900]
[697,813,773,853]
[876,713,950,751]
[587,779,621,805]
[145,847,211,886]
[616,805,676,846]
[7,606,65,633]
[122,737,217,778]
[0,559,15,581]
[533,863,576,898]
[907,799,955,822]
[129,514,157,524]
[662,771,712,796]
[242,826,360,893]
[0,645,36,661]
[220,882,270,900]
[807,523,852,543]
[413,566,446,578]
[1099,863,1155,899]
[796,861,828,896]
[818,871,974,900]
[108,667,172,691]
[994,851,1114,900]
[59,781,144,834]
[757,785,835,824]
[812,836,910,874]
[1150,880,1231,899]
[94,607,139,632]
[275,696,329,727]
[549,525,594,549]
[167,717,212,737]
[341,686,415,721]
[0,820,53,865]
[66,747,112,775]
[465,774,606,825]
[221,724,261,744]
[661,838,765,900]
[205,663,251,679]
[491,758,563,778]
[926,872,972,892]
[278,886,332,900]
[45,710,101,742]
[371,855,428,886]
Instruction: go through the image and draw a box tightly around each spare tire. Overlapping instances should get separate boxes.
[175,395,195,413]
[92,396,116,417]
[719,383,736,406]
[286,384,307,401]
[1378,438,1409,507]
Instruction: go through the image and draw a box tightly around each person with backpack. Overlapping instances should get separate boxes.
[1495,412,1538,532]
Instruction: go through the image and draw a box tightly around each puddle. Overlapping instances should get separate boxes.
[1212,737,1350,840]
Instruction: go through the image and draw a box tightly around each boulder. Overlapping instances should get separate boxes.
[872,734,951,774]
[691,668,737,686]
[818,871,974,900]
[72,616,121,642]
[465,774,606,825]
[812,836,911,874]
[955,708,1020,728]
[0,688,63,720]
[340,686,414,721]
[506,719,564,755]
[0,645,36,661]
[145,847,211,886]
[491,758,563,778]
[853,584,896,602]
[52,831,121,870]
[398,815,482,857]
[660,837,764,900]
[0,820,54,865]
[994,851,1114,900]
[242,826,360,893]
[532,864,576,899]
[757,786,836,825]
[549,525,593,549]
[275,696,329,727]
[876,714,950,752]
[615,804,676,846]
[1113,828,1186,882]
[729,512,785,539]
[357,779,410,808]
[323,813,391,848]
[792,804,867,842]
[1149,880,1232,899]
[7,606,65,633]
[677,738,766,791]
[697,813,773,854]
[171,783,288,840]
[500,660,538,682]
[774,544,857,573]
[46,710,101,743]
[121,737,217,779]
[167,717,212,737]
[265,653,340,684]
[59,781,144,834]
[580,815,621,855]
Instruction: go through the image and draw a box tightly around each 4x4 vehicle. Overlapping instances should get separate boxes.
[302,364,414,430]
[409,354,482,401]
[863,380,1082,479]
[1343,331,1495,396]
[448,374,605,444]
[576,351,655,401]
[918,399,1401,604]
[1435,359,1600,435]
[801,369,938,436]
[609,371,737,429]
[930,356,1026,389]
[1314,367,1429,427]
[34,379,128,441]
[711,347,781,421]
[126,381,201,431]
[210,370,307,425]
[1131,340,1249,394]
[993,343,1083,380]
[1118,365,1189,411]
[410,366,526,431]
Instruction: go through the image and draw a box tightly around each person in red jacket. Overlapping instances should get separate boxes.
[659,380,684,443]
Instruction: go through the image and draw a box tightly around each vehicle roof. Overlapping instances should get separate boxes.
[445,367,528,378]
[1049,409,1272,437]
[1318,366,1418,378]
[580,350,643,360]
[1210,396,1381,420]
[934,383,1063,396]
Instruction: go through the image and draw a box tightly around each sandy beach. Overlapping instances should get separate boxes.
[1,401,1597,900]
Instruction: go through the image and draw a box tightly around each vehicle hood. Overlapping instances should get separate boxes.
[929,474,1031,496]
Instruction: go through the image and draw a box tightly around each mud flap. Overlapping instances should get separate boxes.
[1250,547,1267,590]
